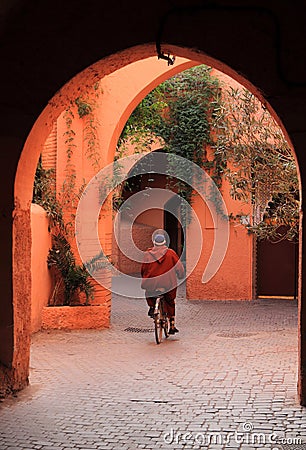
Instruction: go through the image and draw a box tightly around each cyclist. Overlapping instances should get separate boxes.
[141,231,185,335]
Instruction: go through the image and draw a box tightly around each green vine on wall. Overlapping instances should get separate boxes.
[33,158,96,305]
[117,65,299,240]
[75,97,93,118]
[75,83,102,169]
[117,65,223,225]
[33,84,106,305]
[212,87,299,241]
[59,88,102,226]
[32,156,64,231]
[61,107,78,221]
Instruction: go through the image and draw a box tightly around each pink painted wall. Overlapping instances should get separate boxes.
[30,204,52,332]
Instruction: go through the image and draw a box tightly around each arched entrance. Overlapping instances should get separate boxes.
[116,148,185,266]
[8,44,305,405]
[113,148,185,276]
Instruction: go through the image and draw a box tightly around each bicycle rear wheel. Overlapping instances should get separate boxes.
[154,298,163,344]
[154,310,163,344]
[163,316,170,338]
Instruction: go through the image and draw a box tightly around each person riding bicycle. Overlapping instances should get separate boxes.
[141,231,185,335]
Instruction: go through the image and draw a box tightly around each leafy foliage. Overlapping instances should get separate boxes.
[117,66,299,240]
[75,87,102,169]
[117,88,166,153]
[118,65,221,224]
[34,85,107,305]
[75,97,93,118]
[212,87,299,241]
[32,156,64,230]
[118,66,219,161]
[47,234,94,305]
[33,160,96,306]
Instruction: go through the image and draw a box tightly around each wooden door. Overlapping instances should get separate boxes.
[257,228,298,298]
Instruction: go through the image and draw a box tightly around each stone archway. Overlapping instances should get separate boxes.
[9,44,304,404]
[11,47,198,396]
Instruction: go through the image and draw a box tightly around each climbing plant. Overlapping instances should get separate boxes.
[32,156,64,231]
[117,65,299,240]
[75,84,102,169]
[33,158,98,305]
[47,234,94,305]
[117,65,222,225]
[212,87,299,241]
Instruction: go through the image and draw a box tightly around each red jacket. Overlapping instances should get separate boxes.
[141,245,185,299]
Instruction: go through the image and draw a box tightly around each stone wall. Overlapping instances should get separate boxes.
[30,204,52,333]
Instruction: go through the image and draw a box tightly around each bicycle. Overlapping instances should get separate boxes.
[152,291,170,344]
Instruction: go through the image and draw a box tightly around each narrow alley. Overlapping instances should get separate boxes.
[0,287,304,450]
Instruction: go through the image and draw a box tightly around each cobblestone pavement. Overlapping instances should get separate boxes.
[0,285,305,450]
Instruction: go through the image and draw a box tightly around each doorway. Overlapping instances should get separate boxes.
[164,195,184,259]
[257,226,298,299]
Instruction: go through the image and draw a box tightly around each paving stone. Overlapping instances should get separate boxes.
[0,287,303,449]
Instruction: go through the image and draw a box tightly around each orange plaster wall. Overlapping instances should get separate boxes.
[52,58,255,302]
[41,305,110,330]
[56,109,85,194]
[56,108,85,252]
[52,58,194,287]
[112,171,174,274]
[30,204,52,332]
[113,221,156,274]
[186,176,253,300]
[52,104,113,316]
[187,223,253,300]
[11,44,297,401]
[96,57,197,165]
[184,69,254,300]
